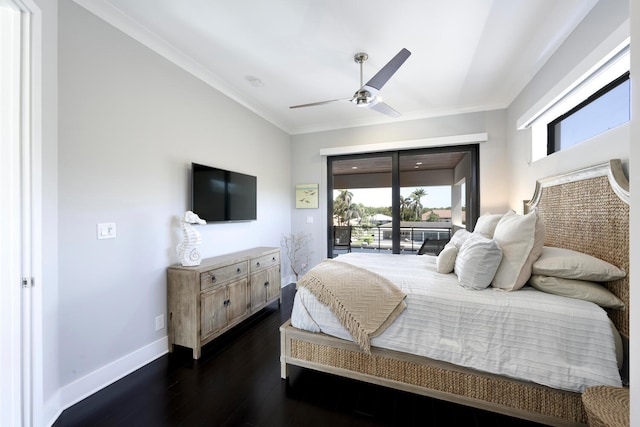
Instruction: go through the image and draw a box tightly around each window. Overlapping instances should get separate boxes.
[523,40,630,162]
[547,72,630,154]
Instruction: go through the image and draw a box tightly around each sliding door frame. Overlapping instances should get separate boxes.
[327,144,479,258]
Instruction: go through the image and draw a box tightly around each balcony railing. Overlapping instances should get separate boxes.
[339,225,452,255]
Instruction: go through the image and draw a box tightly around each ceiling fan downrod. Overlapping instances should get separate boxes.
[353,52,372,106]
[354,52,368,87]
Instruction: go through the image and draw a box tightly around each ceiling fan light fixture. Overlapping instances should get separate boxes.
[353,91,372,106]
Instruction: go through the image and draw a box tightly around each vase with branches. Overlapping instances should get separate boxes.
[281,232,313,281]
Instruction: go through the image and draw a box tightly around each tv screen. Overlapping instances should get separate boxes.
[191,163,257,222]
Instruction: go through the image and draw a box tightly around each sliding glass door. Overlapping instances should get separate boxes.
[328,153,394,256]
[327,145,479,258]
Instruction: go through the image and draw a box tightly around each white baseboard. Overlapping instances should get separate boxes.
[46,336,168,426]
[282,274,296,286]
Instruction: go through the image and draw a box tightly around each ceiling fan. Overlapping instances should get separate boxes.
[289,48,411,118]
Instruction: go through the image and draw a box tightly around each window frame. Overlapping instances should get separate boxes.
[547,71,630,155]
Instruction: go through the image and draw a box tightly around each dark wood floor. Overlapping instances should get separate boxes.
[54,284,545,427]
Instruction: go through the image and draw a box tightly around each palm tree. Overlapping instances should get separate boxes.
[336,189,353,207]
[410,188,427,220]
[333,190,354,225]
[399,195,411,221]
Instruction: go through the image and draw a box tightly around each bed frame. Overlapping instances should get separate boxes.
[280,159,629,426]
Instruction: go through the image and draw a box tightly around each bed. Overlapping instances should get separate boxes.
[280,159,629,426]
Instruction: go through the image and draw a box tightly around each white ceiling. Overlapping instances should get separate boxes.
[74,0,598,135]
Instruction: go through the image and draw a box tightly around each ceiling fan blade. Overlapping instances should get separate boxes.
[289,98,351,109]
[364,48,411,91]
[369,100,401,118]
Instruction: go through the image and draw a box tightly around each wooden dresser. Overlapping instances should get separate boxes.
[167,247,281,359]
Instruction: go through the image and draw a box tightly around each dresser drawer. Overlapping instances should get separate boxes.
[250,252,280,272]
[201,261,248,290]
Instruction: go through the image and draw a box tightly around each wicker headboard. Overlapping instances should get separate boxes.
[527,159,630,339]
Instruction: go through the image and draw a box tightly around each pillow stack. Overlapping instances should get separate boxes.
[436,210,546,292]
[528,246,626,309]
[434,211,627,307]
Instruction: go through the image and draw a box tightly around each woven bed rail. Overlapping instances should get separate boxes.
[280,321,587,426]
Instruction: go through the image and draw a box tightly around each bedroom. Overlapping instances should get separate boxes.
[1,0,637,426]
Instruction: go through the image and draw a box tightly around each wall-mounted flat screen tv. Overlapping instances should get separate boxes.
[191,162,257,222]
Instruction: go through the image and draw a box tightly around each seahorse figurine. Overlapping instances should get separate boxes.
[177,211,206,266]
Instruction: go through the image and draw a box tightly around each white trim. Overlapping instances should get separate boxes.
[20,7,34,427]
[47,337,169,426]
[517,20,630,130]
[319,133,487,157]
[0,4,24,426]
[25,0,43,425]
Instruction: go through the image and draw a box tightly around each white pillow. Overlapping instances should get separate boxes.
[532,246,626,282]
[473,211,509,238]
[444,228,471,250]
[436,245,458,274]
[491,210,545,291]
[528,275,625,309]
[454,233,503,290]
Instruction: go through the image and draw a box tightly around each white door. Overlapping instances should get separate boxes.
[1,1,41,425]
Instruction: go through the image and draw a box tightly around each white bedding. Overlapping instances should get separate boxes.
[291,253,622,393]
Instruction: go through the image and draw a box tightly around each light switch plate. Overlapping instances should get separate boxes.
[306,216,314,224]
[97,223,116,239]
[155,314,164,331]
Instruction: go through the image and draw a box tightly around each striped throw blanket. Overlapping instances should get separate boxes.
[297,259,407,353]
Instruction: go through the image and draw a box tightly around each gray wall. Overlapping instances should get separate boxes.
[57,0,291,398]
[36,0,60,422]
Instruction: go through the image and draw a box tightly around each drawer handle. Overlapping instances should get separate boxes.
[264,281,269,287]
[223,299,230,306]
[272,256,276,261]
[210,274,216,283]
[256,262,261,267]
[237,267,241,274]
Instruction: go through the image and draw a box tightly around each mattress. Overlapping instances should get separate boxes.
[291,253,622,393]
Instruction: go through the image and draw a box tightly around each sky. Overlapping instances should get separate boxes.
[334,186,452,209]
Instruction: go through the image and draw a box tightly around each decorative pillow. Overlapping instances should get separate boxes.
[454,233,503,290]
[491,210,545,291]
[532,246,626,281]
[436,245,458,274]
[444,228,471,250]
[473,211,510,238]
[528,275,625,309]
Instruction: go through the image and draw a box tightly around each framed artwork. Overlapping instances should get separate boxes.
[295,183,319,209]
